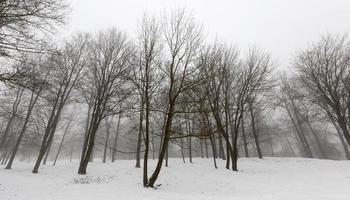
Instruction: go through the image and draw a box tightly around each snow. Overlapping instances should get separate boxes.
[1,158,350,200]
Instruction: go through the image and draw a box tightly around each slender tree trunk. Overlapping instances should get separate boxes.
[218,133,225,159]
[265,129,274,157]
[6,91,39,169]
[165,146,169,167]
[143,68,151,186]
[306,121,326,159]
[0,87,24,152]
[53,126,69,166]
[290,100,313,158]
[249,102,263,159]
[212,134,218,158]
[209,134,217,169]
[147,104,174,187]
[151,127,155,160]
[43,135,54,165]
[112,113,121,162]
[70,137,74,162]
[204,139,209,158]
[200,139,204,158]
[186,117,193,163]
[103,118,111,163]
[241,115,249,157]
[136,99,144,168]
[225,141,230,169]
[180,137,185,163]
[283,100,312,158]
[32,108,61,173]
[0,115,16,152]
[330,118,350,160]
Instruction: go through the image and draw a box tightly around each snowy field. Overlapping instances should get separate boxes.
[0,158,350,200]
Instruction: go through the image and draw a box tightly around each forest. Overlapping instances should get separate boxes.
[0,0,349,199]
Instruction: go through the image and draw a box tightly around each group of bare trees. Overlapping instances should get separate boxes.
[1,0,350,189]
[288,34,350,159]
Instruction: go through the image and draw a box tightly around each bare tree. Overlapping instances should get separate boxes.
[78,29,132,175]
[5,54,49,169]
[32,34,89,173]
[295,34,350,148]
[146,9,203,187]
[0,86,24,152]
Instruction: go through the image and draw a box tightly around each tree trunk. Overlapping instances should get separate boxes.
[209,134,217,169]
[241,115,249,157]
[78,112,101,174]
[43,135,54,165]
[330,118,350,160]
[204,139,209,158]
[112,113,121,162]
[103,118,111,163]
[32,109,61,173]
[290,100,313,158]
[306,121,327,159]
[283,100,312,158]
[147,104,174,187]
[200,139,204,158]
[0,115,16,152]
[249,102,263,159]
[69,137,74,162]
[218,133,225,159]
[53,125,69,166]
[0,87,24,152]
[180,137,185,163]
[136,99,144,168]
[6,91,39,169]
[225,141,230,169]
[265,129,274,157]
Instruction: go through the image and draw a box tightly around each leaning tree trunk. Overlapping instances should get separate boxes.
[32,107,61,174]
[53,125,69,166]
[147,104,174,187]
[330,118,350,160]
[6,91,39,169]
[0,115,16,152]
[0,87,24,152]
[43,134,55,165]
[78,112,101,175]
[283,101,312,158]
[306,121,327,159]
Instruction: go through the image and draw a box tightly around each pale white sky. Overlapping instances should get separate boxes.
[61,0,350,69]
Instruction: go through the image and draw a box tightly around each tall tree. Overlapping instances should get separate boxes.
[78,29,132,174]
[32,34,88,173]
[146,9,203,187]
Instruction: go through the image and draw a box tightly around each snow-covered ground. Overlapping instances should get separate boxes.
[0,158,349,200]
